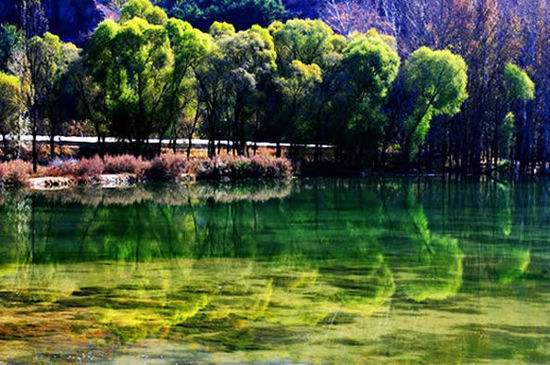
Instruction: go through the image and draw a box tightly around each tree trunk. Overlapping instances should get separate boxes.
[187,135,192,158]
[314,143,321,163]
[49,133,55,160]
[32,130,38,173]
[543,86,550,174]
[2,133,9,159]
[208,139,215,158]
[94,121,104,157]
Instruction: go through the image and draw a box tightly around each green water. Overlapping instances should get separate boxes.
[0,178,549,363]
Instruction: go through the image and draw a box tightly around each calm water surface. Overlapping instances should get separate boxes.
[0,178,549,363]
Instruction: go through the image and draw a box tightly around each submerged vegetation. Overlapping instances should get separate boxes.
[0,178,548,362]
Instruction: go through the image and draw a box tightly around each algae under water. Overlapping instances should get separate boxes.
[0,179,549,363]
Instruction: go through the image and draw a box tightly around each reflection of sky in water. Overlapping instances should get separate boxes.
[0,178,549,363]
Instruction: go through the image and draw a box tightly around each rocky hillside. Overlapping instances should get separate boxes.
[0,0,119,45]
[0,0,322,46]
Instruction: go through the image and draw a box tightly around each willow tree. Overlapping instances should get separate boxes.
[399,47,468,164]
[0,72,22,153]
[160,18,212,154]
[214,24,277,155]
[15,32,78,171]
[341,30,400,166]
[275,60,322,156]
[120,0,169,24]
[87,18,173,150]
[195,22,233,157]
[503,63,535,173]
[269,18,337,72]
[87,0,212,154]
[0,25,24,72]
[268,19,343,156]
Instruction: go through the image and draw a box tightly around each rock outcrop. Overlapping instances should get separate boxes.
[0,0,120,45]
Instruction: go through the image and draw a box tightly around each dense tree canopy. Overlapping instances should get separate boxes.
[160,0,286,31]
[0,0,545,176]
[12,32,79,170]
[340,30,400,163]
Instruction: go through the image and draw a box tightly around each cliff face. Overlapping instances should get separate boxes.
[0,0,119,45]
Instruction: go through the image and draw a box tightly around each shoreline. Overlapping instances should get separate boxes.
[0,154,293,190]
[11,171,550,193]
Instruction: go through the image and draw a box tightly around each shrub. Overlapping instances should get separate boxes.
[0,160,32,188]
[104,154,150,175]
[145,154,292,182]
[45,156,104,183]
[242,156,292,179]
[76,156,105,182]
[192,155,235,180]
[0,154,292,189]
[144,153,190,182]
[44,157,79,177]
[191,155,292,180]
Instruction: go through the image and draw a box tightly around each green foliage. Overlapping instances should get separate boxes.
[220,25,277,79]
[17,32,78,169]
[0,72,22,136]
[269,19,337,73]
[342,29,400,156]
[280,60,322,89]
[0,25,24,72]
[162,18,212,137]
[401,47,468,158]
[503,63,535,101]
[24,32,79,99]
[88,4,214,147]
[275,60,323,140]
[168,0,286,31]
[209,21,236,38]
[87,17,174,142]
[265,18,348,147]
[344,30,400,99]
[2,0,527,173]
[120,0,169,25]
[203,24,277,153]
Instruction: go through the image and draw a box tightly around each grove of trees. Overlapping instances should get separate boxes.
[0,0,545,175]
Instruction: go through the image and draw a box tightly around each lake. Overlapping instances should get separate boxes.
[0,178,549,363]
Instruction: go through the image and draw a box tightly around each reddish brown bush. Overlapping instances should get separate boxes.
[0,154,292,189]
[0,160,32,188]
[104,155,150,175]
[44,158,78,177]
[76,156,105,182]
[44,156,104,183]
[144,153,190,182]
[190,155,292,180]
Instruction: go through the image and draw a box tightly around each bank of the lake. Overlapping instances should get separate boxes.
[0,154,293,190]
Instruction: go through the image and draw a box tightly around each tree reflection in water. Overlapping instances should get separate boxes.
[0,178,548,363]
